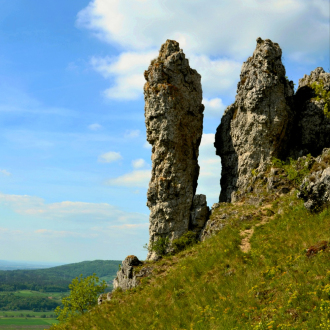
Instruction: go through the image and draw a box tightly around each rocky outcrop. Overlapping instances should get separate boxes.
[298,149,330,211]
[98,255,153,305]
[98,292,112,305]
[289,68,330,158]
[144,39,206,260]
[113,255,144,291]
[200,203,229,241]
[215,37,295,202]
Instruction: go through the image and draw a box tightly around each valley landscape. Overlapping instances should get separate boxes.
[0,260,120,329]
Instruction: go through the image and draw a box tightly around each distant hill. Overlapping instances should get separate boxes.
[0,260,121,292]
[0,260,65,271]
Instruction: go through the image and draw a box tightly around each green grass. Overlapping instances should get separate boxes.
[0,290,66,298]
[0,311,56,317]
[48,189,330,330]
[0,319,57,325]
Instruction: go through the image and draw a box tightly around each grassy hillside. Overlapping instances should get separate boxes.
[49,191,330,329]
[50,156,330,329]
[0,260,121,292]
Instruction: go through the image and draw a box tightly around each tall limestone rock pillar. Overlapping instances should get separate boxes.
[215,37,295,202]
[144,40,206,260]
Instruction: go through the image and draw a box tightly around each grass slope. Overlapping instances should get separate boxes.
[50,191,330,329]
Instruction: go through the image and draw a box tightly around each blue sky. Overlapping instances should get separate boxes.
[0,0,328,264]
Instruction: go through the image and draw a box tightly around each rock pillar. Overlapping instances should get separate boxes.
[144,39,205,260]
[215,37,294,202]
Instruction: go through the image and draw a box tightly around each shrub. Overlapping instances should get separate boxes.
[171,231,198,254]
[149,236,170,256]
[271,154,313,187]
[54,274,106,323]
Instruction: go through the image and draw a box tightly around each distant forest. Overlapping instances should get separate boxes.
[0,260,121,292]
[0,293,59,311]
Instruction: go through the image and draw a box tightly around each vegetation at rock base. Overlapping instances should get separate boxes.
[54,274,106,324]
[171,231,198,254]
[310,79,330,119]
[146,231,199,257]
[271,155,313,187]
[148,236,170,256]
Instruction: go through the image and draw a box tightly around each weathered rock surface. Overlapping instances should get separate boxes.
[98,255,153,305]
[298,149,330,211]
[144,39,206,260]
[289,67,330,158]
[215,37,295,202]
[113,255,143,291]
[190,194,210,236]
[97,292,112,305]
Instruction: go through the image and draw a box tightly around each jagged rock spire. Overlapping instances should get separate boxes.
[144,39,207,260]
[215,37,294,202]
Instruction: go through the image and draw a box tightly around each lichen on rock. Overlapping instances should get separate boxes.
[144,39,207,260]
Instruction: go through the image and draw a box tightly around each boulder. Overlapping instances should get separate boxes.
[113,255,143,291]
[215,37,294,202]
[144,39,206,260]
[97,292,112,305]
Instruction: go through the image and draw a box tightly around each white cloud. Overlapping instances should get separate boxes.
[190,55,242,99]
[98,151,122,163]
[88,123,102,130]
[35,229,97,238]
[109,223,149,230]
[0,192,148,224]
[90,51,242,100]
[0,169,11,176]
[132,158,148,169]
[143,141,151,149]
[90,52,157,100]
[124,129,140,138]
[77,0,327,63]
[203,98,227,119]
[78,1,329,101]
[106,169,151,188]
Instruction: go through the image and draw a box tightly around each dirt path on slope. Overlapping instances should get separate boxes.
[239,205,273,253]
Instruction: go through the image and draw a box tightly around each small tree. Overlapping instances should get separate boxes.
[54,273,106,323]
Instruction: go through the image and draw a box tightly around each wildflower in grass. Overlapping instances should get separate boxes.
[320,299,330,329]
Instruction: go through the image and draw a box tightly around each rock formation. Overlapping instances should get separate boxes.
[289,67,330,158]
[298,149,330,211]
[144,39,207,260]
[215,37,295,202]
[113,255,143,291]
[98,255,153,305]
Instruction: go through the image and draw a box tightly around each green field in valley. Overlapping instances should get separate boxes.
[0,318,56,325]
[0,260,119,328]
[0,310,58,329]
